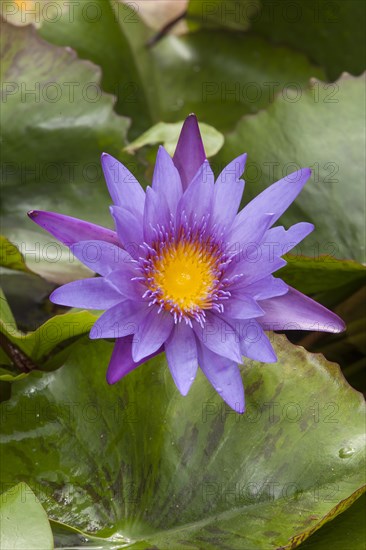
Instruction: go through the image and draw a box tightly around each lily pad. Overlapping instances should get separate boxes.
[188,0,260,31]
[1,19,129,283]
[279,256,366,307]
[0,482,53,550]
[250,0,366,80]
[0,237,32,274]
[152,31,325,131]
[217,74,366,263]
[39,0,157,137]
[125,120,224,157]
[299,493,366,549]
[0,289,97,374]
[0,335,364,549]
[0,309,97,370]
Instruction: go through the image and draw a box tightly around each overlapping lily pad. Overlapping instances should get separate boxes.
[1,19,129,283]
[0,236,32,274]
[39,0,158,136]
[250,0,366,80]
[125,120,224,157]
[279,256,366,307]
[1,335,364,548]
[217,74,365,263]
[0,482,53,550]
[152,31,325,131]
[299,493,366,549]
[0,290,97,376]
[187,0,259,31]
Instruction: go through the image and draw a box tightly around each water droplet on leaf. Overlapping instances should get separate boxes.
[339,446,355,458]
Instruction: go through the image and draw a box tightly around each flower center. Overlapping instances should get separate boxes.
[148,240,218,315]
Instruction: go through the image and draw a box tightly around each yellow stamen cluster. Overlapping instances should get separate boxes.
[149,240,218,314]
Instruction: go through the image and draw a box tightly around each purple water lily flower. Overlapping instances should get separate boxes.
[28,115,345,413]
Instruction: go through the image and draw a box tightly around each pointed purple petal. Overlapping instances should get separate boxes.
[233,318,277,363]
[225,212,275,260]
[143,186,170,243]
[132,309,174,363]
[50,278,125,309]
[234,276,288,300]
[233,168,312,229]
[229,257,287,289]
[178,160,214,227]
[263,222,314,255]
[153,146,183,215]
[110,206,143,259]
[90,300,148,339]
[107,336,163,384]
[27,210,119,247]
[197,341,245,413]
[193,312,242,363]
[212,154,246,231]
[70,240,133,276]
[173,114,206,191]
[107,268,145,301]
[224,295,264,320]
[258,286,346,333]
[101,153,145,218]
[165,322,198,396]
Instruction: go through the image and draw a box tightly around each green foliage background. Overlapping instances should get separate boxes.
[0,1,365,548]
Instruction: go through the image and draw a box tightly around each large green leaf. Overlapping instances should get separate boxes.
[279,256,366,307]
[152,31,325,131]
[1,19,129,283]
[0,482,53,549]
[0,271,55,331]
[187,0,260,31]
[0,289,97,377]
[0,309,97,374]
[0,237,32,274]
[250,0,366,80]
[217,74,365,262]
[1,335,364,549]
[299,286,366,394]
[298,493,366,549]
[125,120,224,157]
[39,0,158,137]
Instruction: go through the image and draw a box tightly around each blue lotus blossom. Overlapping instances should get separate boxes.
[29,115,345,413]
